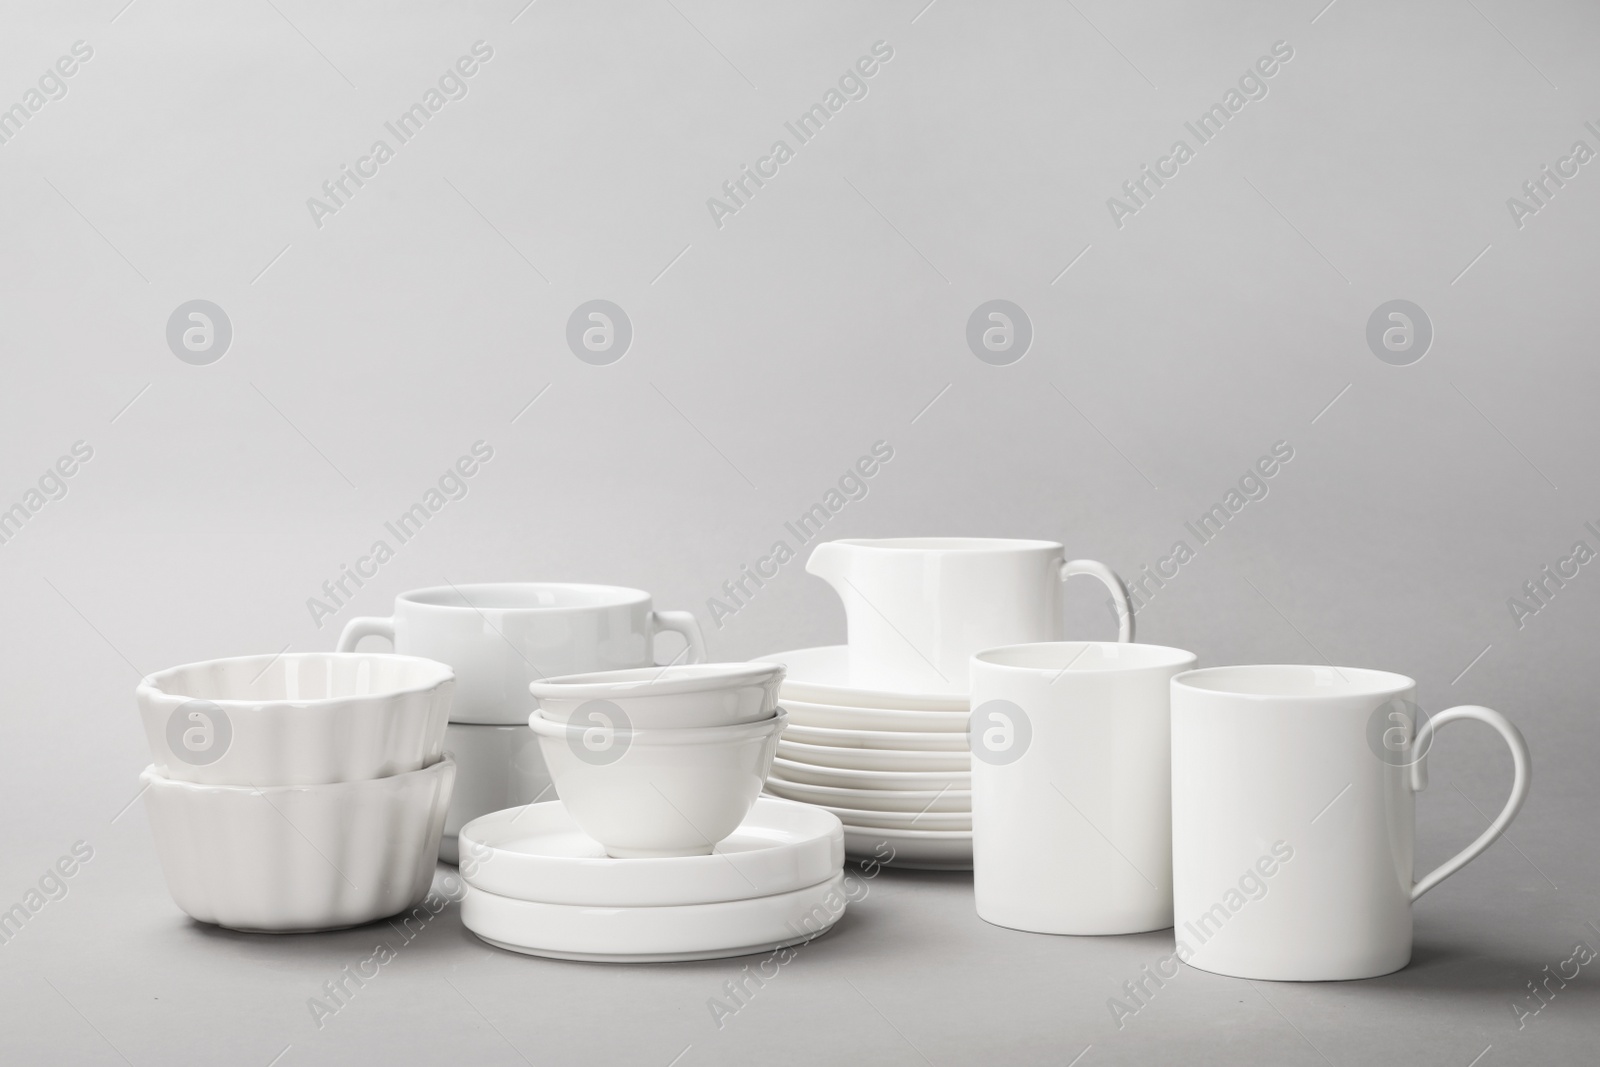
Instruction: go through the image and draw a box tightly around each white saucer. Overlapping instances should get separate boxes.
[778,739,970,773]
[462,872,849,962]
[780,696,970,733]
[772,757,971,792]
[764,778,971,813]
[762,647,969,711]
[783,722,970,751]
[457,798,842,907]
[813,803,971,831]
[843,825,972,870]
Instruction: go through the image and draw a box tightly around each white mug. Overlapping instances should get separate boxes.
[1170,665,1530,981]
[337,583,705,725]
[805,538,1133,694]
[970,642,1196,935]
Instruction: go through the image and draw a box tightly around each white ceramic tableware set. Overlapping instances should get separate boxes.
[449,661,850,960]
[761,538,1135,869]
[337,583,705,862]
[136,653,456,932]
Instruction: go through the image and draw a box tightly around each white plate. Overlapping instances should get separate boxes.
[843,825,972,870]
[761,647,969,711]
[812,804,971,831]
[783,722,969,751]
[778,740,970,773]
[781,696,970,733]
[457,798,842,907]
[462,872,849,962]
[764,778,970,813]
[772,757,970,792]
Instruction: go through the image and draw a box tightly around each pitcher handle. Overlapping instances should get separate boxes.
[1408,705,1531,901]
[1058,559,1133,643]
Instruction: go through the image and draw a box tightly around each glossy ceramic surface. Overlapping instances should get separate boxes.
[761,647,969,712]
[971,642,1196,935]
[805,538,1132,693]
[462,871,849,962]
[1171,665,1530,980]
[141,756,455,932]
[137,653,453,786]
[457,797,843,906]
[337,583,705,724]
[440,721,553,864]
[529,662,782,729]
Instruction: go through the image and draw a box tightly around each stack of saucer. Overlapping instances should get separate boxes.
[759,646,972,870]
[454,663,847,961]
[135,653,456,932]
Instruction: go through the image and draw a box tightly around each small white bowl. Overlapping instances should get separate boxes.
[141,756,455,932]
[137,653,454,786]
[528,662,782,730]
[527,710,784,858]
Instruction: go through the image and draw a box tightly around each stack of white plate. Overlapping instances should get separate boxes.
[759,647,971,870]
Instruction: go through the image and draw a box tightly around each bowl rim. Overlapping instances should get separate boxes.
[138,652,454,708]
[397,582,652,612]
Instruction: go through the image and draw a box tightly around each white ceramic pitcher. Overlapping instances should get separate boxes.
[805,538,1132,693]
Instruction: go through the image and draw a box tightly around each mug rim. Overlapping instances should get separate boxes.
[1172,663,1414,701]
[828,537,1061,553]
[973,640,1196,674]
[397,582,652,612]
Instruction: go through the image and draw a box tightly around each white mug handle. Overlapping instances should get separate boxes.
[651,610,707,665]
[337,616,395,652]
[1059,559,1133,643]
[1408,705,1531,901]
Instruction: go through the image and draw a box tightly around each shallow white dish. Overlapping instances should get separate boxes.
[457,797,842,906]
[778,739,970,773]
[780,696,969,733]
[530,662,782,729]
[771,757,970,792]
[762,647,968,711]
[137,653,454,786]
[810,803,971,831]
[764,777,970,813]
[529,710,783,858]
[842,825,972,870]
[141,756,455,932]
[783,722,969,752]
[462,871,849,962]
[441,722,554,865]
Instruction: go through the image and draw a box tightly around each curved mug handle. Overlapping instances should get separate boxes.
[337,616,395,652]
[1058,558,1134,643]
[651,610,707,666]
[1408,705,1531,901]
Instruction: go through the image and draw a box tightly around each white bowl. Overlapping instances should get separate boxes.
[779,696,969,733]
[529,662,783,730]
[778,739,971,773]
[137,653,454,786]
[140,756,455,932]
[527,710,784,858]
[441,722,553,864]
[783,722,969,751]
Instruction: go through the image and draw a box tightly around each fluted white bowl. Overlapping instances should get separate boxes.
[137,653,454,786]
[141,756,455,932]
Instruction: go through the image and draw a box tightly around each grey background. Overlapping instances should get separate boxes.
[2,0,1597,1063]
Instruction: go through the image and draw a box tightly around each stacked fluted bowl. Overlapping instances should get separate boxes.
[136,653,456,932]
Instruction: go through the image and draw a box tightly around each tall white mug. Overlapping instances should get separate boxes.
[805,538,1133,694]
[337,583,706,725]
[970,642,1196,935]
[1170,665,1530,981]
